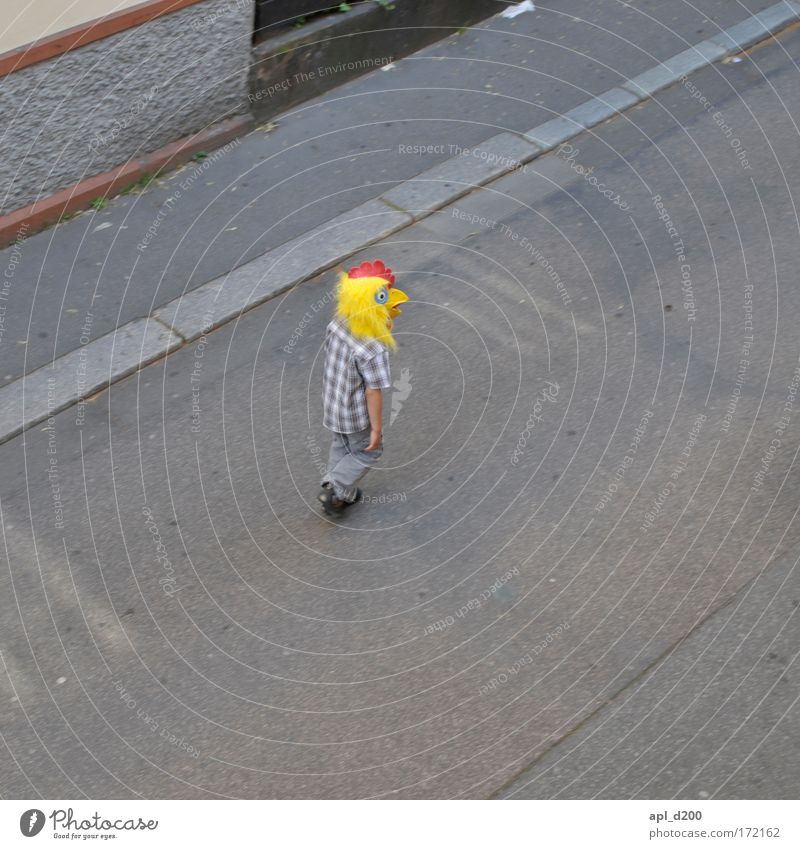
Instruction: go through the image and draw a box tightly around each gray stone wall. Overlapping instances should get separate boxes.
[0,0,254,215]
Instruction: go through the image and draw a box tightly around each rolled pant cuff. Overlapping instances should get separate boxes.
[335,485,358,503]
[321,478,357,503]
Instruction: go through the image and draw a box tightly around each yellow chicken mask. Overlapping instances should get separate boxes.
[336,259,409,350]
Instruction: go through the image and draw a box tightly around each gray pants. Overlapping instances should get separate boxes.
[322,427,383,502]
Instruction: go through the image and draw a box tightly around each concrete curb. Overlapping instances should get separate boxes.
[622,39,729,98]
[1,0,797,446]
[154,198,412,341]
[0,318,182,444]
[384,133,542,220]
[524,87,640,151]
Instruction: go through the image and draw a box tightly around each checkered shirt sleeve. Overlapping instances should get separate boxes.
[356,348,391,390]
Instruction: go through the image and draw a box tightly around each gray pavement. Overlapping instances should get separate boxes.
[1,4,800,800]
[500,547,800,799]
[0,0,786,388]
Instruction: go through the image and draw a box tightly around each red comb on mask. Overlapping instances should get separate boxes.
[348,259,395,287]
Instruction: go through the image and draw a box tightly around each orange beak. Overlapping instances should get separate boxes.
[387,287,409,319]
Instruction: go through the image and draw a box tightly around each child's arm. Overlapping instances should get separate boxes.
[365,388,383,450]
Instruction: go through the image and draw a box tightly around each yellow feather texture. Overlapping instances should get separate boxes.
[335,272,396,350]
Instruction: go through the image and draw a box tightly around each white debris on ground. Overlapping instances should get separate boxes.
[500,0,535,19]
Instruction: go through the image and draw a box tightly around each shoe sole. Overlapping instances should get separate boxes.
[318,488,362,516]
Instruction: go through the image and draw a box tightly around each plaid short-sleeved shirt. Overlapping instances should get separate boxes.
[322,318,391,433]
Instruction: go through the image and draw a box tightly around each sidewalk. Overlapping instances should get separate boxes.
[0,0,789,404]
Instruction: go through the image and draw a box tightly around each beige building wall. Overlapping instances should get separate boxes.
[1,0,146,53]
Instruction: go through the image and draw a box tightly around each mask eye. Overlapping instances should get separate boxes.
[374,287,388,304]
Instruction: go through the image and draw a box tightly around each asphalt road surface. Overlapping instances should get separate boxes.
[0,0,781,387]
[1,16,799,799]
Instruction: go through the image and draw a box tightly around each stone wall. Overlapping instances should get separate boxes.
[0,0,254,215]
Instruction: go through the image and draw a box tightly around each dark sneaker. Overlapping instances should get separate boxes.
[318,486,362,516]
[318,486,344,516]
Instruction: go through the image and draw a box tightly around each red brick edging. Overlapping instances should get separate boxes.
[0,114,253,248]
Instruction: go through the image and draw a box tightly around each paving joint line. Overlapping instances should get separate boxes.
[485,557,779,800]
[150,313,187,343]
[1,1,797,445]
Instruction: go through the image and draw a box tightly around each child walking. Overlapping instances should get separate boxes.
[318,259,408,516]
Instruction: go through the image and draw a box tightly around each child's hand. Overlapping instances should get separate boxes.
[365,387,383,450]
